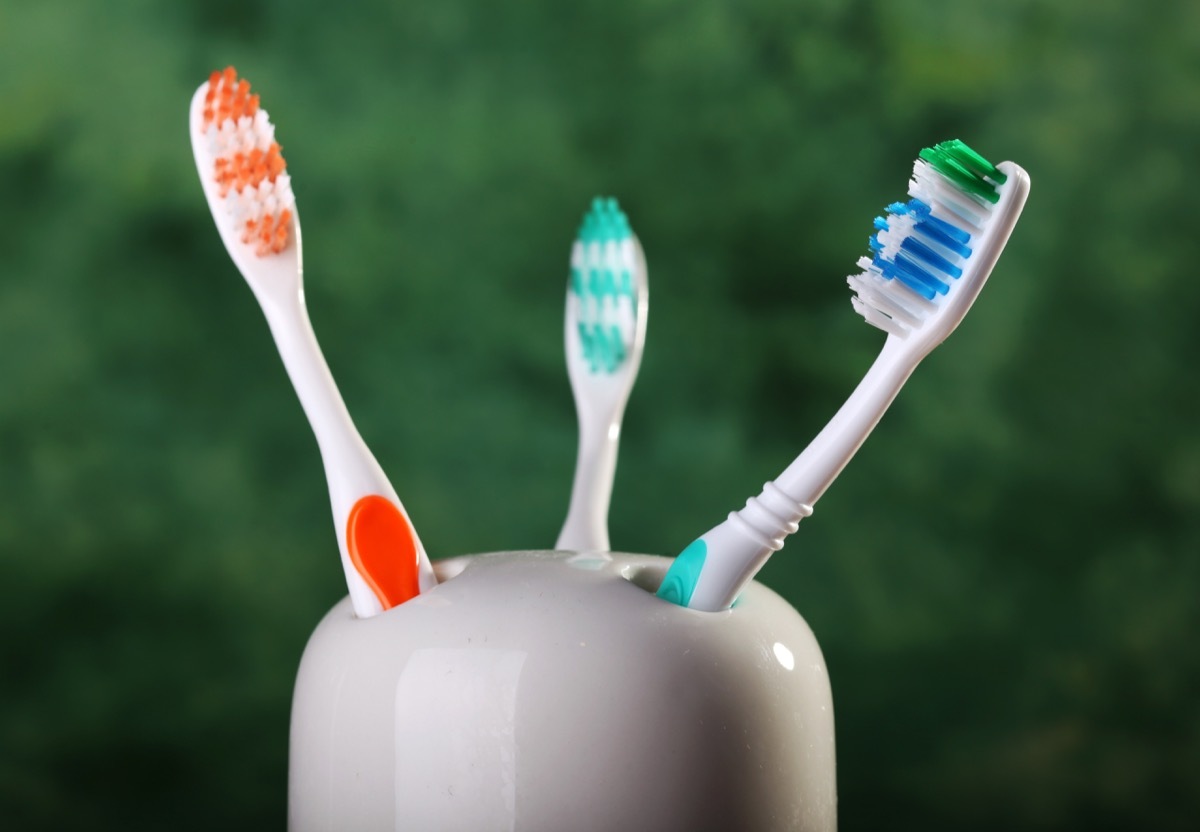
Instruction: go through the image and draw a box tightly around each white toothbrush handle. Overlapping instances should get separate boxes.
[685,341,916,611]
[258,290,437,615]
[557,406,621,551]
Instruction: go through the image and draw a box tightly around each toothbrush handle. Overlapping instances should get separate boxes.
[259,292,436,614]
[667,340,916,611]
[263,295,381,499]
[557,409,620,551]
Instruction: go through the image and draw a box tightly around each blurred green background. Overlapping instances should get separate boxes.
[2,0,1197,828]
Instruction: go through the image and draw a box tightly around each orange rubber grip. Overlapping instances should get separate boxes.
[346,495,421,610]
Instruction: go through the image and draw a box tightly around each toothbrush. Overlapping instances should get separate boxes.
[189,67,437,617]
[556,197,649,552]
[658,139,1030,611]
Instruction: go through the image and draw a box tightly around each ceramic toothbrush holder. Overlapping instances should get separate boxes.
[288,551,836,831]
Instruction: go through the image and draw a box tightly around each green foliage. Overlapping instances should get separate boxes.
[1,0,1197,829]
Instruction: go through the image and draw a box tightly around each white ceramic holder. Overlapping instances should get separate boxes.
[288,551,836,831]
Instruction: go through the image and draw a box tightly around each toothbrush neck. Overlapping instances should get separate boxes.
[775,339,917,507]
[259,292,380,502]
[557,407,623,552]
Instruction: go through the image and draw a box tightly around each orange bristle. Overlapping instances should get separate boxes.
[273,209,292,253]
[256,212,277,256]
[202,66,292,256]
[266,143,286,178]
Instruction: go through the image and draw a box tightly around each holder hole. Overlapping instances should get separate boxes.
[432,556,471,582]
[619,562,667,595]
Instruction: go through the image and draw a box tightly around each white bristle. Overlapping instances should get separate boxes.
[850,296,906,337]
[619,238,637,272]
[254,110,275,149]
[874,213,917,260]
[909,161,990,232]
[847,269,931,328]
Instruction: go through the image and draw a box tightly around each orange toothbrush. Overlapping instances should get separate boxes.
[189,67,437,616]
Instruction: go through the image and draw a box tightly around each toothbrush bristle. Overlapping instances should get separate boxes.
[849,139,1005,337]
[200,67,294,257]
[569,197,639,374]
[202,67,261,128]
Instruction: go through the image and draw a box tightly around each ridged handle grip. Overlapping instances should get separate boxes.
[675,481,813,612]
[728,480,813,551]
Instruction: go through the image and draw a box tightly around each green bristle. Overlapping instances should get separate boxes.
[919,140,1005,204]
[944,139,1006,183]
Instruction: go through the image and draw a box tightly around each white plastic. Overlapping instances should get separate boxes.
[289,551,836,832]
[556,234,649,552]
[189,83,437,618]
[685,161,1031,611]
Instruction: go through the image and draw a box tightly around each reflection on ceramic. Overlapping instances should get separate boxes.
[564,551,614,571]
[288,551,836,832]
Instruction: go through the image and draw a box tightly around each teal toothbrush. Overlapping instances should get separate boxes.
[556,198,649,552]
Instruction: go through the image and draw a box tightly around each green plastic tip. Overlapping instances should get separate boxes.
[578,195,632,244]
[919,139,1006,204]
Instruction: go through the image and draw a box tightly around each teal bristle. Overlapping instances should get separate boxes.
[577,196,632,244]
[570,196,638,374]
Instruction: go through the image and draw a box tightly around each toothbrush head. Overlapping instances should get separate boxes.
[848,139,1030,352]
[567,197,648,378]
[192,67,297,260]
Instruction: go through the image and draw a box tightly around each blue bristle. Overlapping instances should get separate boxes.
[865,195,974,306]
[875,255,948,300]
[908,199,972,245]
[923,214,971,246]
[896,255,950,296]
[915,221,972,258]
[900,237,963,279]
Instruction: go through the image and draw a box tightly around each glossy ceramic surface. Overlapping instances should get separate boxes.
[288,551,836,831]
